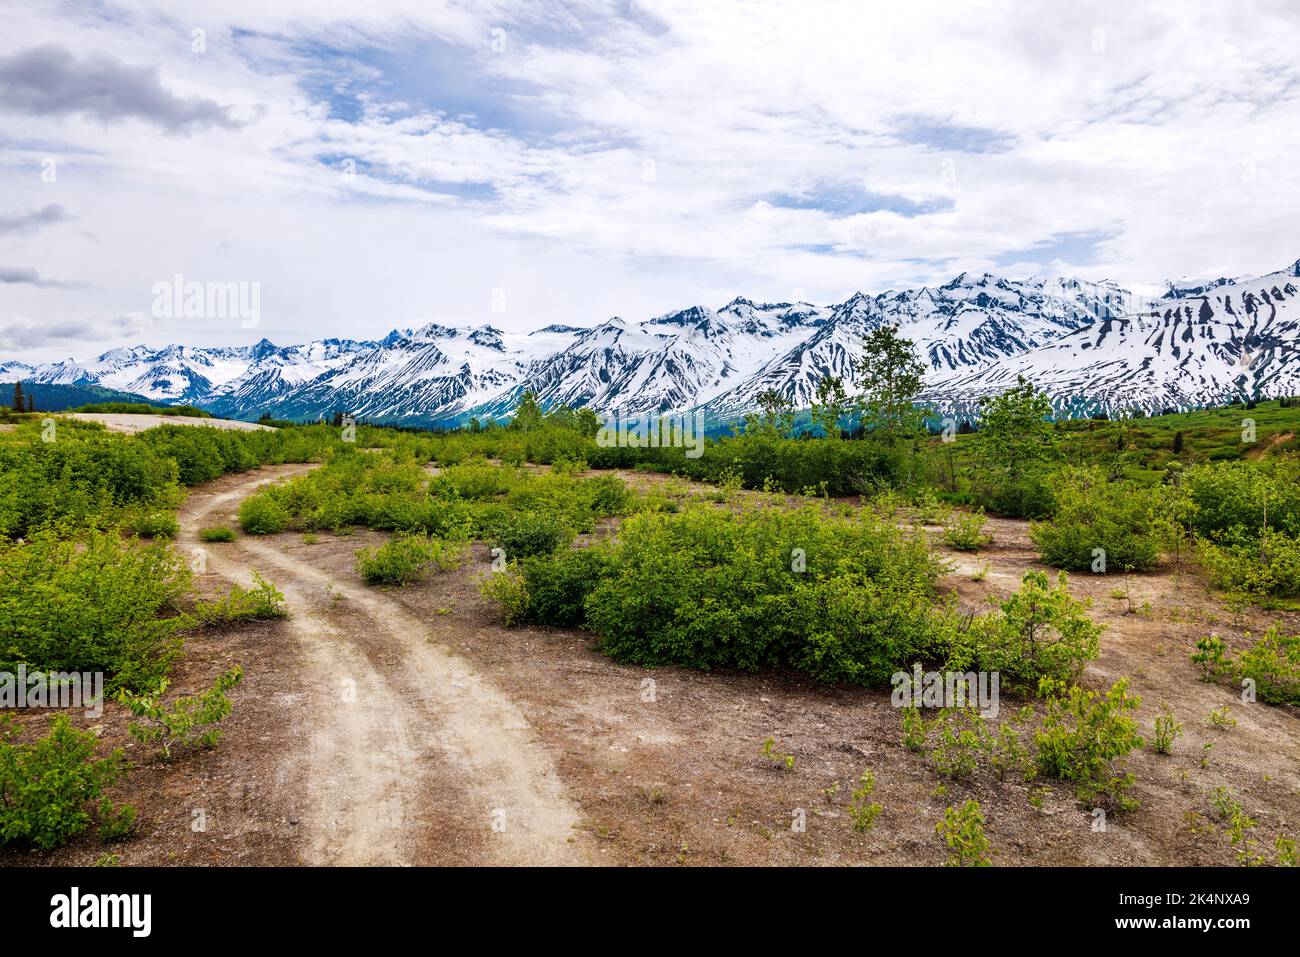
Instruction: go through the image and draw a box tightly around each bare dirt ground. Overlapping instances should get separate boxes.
[64,413,274,434]
[5,464,1298,867]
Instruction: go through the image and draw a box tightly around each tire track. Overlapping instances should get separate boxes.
[179,465,589,865]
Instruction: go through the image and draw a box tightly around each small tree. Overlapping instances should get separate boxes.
[936,800,991,866]
[11,381,25,413]
[810,374,850,439]
[511,390,544,432]
[116,667,244,759]
[976,376,1054,484]
[856,326,928,441]
[573,407,601,438]
[749,388,794,438]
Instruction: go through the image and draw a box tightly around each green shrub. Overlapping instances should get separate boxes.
[238,494,290,535]
[1029,467,1162,572]
[936,799,991,866]
[116,666,243,759]
[96,797,138,843]
[0,715,127,849]
[949,571,1102,688]
[431,461,520,499]
[943,508,990,551]
[928,707,986,780]
[911,487,950,525]
[792,572,950,685]
[973,473,1056,520]
[1232,625,1300,705]
[0,435,179,539]
[582,504,944,683]
[1034,677,1145,810]
[191,572,287,624]
[0,532,190,690]
[72,402,210,418]
[199,526,236,543]
[987,719,1034,782]
[483,545,618,627]
[480,567,531,626]
[355,533,466,586]
[490,511,575,560]
[1152,708,1182,754]
[1199,529,1300,601]
[847,770,883,831]
[1183,460,1300,541]
[586,433,901,496]
[129,511,179,539]
[900,706,926,752]
[1192,633,1228,681]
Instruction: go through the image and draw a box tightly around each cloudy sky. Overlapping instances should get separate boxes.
[2,0,1300,361]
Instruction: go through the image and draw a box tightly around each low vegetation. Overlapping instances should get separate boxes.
[2,350,1298,865]
[0,715,128,850]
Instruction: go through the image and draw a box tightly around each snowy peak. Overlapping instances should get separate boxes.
[5,257,1298,423]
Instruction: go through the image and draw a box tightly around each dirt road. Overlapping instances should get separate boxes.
[68,413,274,434]
[177,465,590,866]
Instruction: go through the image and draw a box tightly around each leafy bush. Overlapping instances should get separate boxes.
[580,503,945,684]
[490,511,575,560]
[199,526,236,543]
[72,402,210,418]
[973,473,1056,520]
[0,435,179,539]
[1034,677,1145,810]
[116,666,243,759]
[482,545,618,627]
[1191,633,1228,681]
[928,708,986,780]
[936,800,991,866]
[96,797,138,843]
[1183,460,1300,603]
[793,572,949,685]
[1152,708,1182,754]
[1231,626,1300,705]
[847,770,883,831]
[900,706,926,752]
[238,494,291,535]
[943,508,990,551]
[0,532,190,690]
[1183,459,1300,542]
[0,715,127,849]
[949,571,1102,688]
[191,572,287,624]
[586,433,901,496]
[1029,467,1163,572]
[129,511,179,539]
[1199,529,1300,601]
[911,488,950,525]
[355,532,466,586]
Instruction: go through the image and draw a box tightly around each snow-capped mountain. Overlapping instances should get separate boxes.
[7,259,1299,424]
[922,260,1300,417]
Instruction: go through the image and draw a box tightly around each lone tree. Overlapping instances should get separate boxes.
[573,407,601,438]
[511,390,544,431]
[810,373,850,439]
[750,388,794,438]
[975,375,1054,484]
[856,326,928,441]
[11,381,25,412]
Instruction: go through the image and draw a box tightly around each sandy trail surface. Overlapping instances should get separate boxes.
[177,465,590,865]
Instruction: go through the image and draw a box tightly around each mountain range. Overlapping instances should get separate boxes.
[5,260,1298,426]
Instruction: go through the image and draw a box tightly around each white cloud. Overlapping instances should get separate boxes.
[1,0,1299,362]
